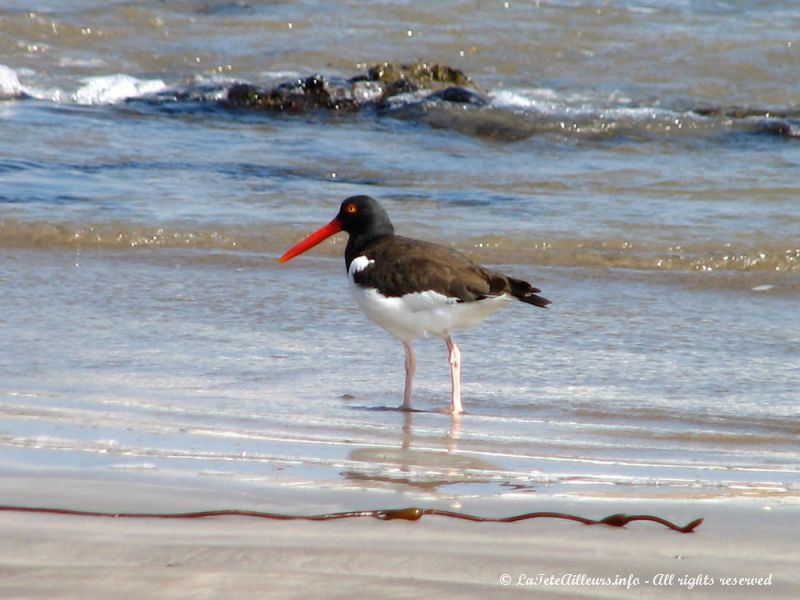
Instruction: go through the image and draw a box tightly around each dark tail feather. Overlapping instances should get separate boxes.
[508,277,551,309]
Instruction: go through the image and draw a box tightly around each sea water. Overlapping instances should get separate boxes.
[1,1,798,509]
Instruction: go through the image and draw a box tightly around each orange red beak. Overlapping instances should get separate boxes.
[278,218,342,263]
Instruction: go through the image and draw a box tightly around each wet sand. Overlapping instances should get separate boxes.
[1,477,797,598]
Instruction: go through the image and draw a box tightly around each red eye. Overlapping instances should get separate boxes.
[345,203,358,214]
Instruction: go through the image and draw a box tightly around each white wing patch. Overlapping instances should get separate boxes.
[348,255,375,277]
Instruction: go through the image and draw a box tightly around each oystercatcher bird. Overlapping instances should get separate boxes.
[278,196,550,414]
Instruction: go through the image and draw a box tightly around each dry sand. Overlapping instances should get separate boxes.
[0,475,797,598]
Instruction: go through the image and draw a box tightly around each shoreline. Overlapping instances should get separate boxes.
[1,475,797,598]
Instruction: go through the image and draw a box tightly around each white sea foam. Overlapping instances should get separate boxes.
[377,90,431,109]
[72,74,167,105]
[489,89,541,109]
[489,88,562,110]
[0,64,24,98]
[2,65,167,104]
[490,87,685,123]
[0,65,61,102]
[489,88,607,117]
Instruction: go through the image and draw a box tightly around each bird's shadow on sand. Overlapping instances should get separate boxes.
[346,404,467,416]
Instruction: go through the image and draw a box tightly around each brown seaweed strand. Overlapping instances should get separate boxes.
[0,505,703,533]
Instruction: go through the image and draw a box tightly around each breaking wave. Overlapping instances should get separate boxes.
[1,219,797,278]
[2,62,798,141]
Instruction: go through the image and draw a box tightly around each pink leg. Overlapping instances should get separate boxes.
[445,336,463,415]
[402,341,416,411]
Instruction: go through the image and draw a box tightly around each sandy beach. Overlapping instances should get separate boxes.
[1,476,797,599]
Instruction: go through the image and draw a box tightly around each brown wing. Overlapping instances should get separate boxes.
[354,236,550,308]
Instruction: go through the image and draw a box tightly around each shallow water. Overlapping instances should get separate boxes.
[1,1,799,508]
